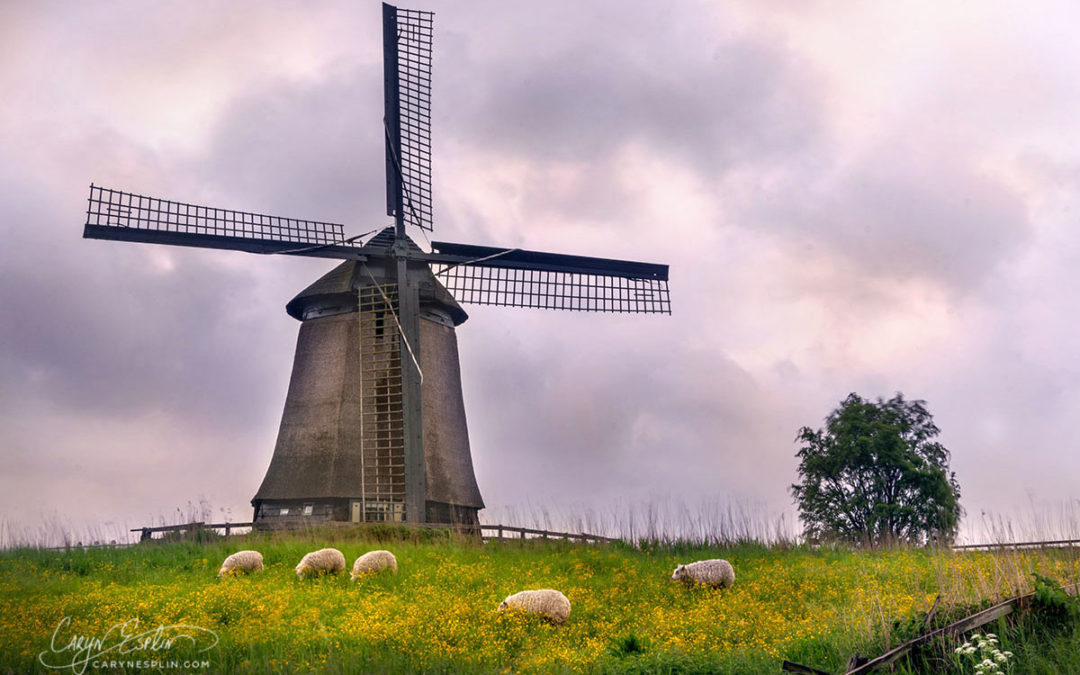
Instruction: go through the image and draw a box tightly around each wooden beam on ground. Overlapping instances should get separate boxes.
[845,583,1079,674]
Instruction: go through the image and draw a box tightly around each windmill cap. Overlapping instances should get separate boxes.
[286,260,468,325]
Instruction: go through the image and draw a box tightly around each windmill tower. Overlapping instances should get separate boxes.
[83,4,671,529]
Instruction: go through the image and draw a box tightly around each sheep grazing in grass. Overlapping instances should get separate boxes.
[350,550,397,581]
[294,548,346,579]
[671,559,735,588]
[498,589,571,625]
[217,550,264,578]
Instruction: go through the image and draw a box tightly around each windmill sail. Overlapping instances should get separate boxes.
[383,3,434,232]
[83,185,363,260]
[427,241,671,314]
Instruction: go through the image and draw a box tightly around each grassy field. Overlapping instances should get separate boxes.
[1,528,1079,674]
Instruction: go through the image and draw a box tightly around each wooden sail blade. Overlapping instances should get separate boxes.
[82,185,366,260]
[383,3,434,232]
[426,241,671,314]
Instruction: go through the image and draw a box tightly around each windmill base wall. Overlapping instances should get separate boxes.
[252,282,485,524]
[252,499,479,532]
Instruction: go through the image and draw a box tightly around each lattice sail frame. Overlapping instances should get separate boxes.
[86,184,346,244]
[384,3,434,231]
[434,264,671,313]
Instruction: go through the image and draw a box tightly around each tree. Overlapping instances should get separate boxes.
[790,393,962,547]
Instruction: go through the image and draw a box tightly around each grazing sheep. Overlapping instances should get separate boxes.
[350,550,397,581]
[217,550,263,578]
[671,559,735,588]
[498,589,571,625]
[294,548,346,579]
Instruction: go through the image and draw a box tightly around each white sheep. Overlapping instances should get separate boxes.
[294,548,346,579]
[671,558,735,588]
[350,550,397,581]
[217,550,264,578]
[497,589,572,625]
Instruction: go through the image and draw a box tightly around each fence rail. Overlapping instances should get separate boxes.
[479,524,616,543]
[125,521,615,544]
[952,537,1080,551]
[41,523,1080,550]
[131,522,254,541]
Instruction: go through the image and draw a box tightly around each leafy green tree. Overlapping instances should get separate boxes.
[790,393,962,546]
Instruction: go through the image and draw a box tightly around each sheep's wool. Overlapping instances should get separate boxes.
[217,550,264,577]
[295,548,346,578]
[671,559,735,588]
[351,550,398,580]
[498,589,571,625]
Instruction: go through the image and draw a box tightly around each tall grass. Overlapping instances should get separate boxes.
[8,496,1080,552]
[481,496,797,547]
[0,513,132,550]
[969,499,1080,545]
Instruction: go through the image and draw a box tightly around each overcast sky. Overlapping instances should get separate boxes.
[2,1,1078,543]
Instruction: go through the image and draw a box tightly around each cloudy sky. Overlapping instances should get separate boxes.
[2,0,1078,542]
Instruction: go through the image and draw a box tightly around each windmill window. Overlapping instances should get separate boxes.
[279,508,290,516]
[303,504,314,516]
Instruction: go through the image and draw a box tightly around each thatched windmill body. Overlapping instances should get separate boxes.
[83,4,671,529]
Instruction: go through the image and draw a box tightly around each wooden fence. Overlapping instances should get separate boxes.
[127,521,615,544]
[952,537,1080,551]
[131,521,254,541]
[480,524,617,543]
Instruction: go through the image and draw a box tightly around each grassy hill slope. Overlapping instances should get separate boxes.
[2,528,1078,673]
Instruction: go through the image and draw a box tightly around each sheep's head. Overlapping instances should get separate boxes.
[497,601,509,611]
[295,562,313,578]
[671,564,688,581]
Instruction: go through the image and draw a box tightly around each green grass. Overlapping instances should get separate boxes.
[1,528,1078,673]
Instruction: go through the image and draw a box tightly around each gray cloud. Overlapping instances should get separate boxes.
[461,310,803,508]
[195,63,386,226]
[747,140,1033,294]
[453,39,818,168]
[1,0,1078,542]
[440,2,824,225]
[0,183,284,433]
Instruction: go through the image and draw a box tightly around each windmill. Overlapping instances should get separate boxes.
[83,4,671,529]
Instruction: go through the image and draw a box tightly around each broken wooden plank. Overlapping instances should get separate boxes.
[922,594,941,631]
[781,660,833,675]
